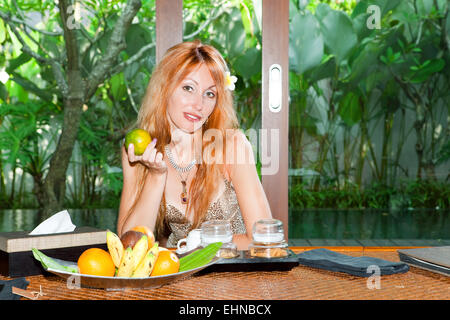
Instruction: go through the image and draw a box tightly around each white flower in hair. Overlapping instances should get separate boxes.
[225,72,238,91]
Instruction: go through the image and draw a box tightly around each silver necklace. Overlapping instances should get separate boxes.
[164,145,197,204]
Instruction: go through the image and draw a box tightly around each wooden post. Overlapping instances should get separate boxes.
[155,0,183,63]
[261,0,290,239]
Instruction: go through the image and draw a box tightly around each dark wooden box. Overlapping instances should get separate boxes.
[0,227,107,277]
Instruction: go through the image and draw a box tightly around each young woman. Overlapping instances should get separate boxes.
[117,40,272,250]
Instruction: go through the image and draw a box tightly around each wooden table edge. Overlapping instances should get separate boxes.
[289,246,431,253]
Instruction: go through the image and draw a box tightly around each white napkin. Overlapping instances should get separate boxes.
[29,210,76,235]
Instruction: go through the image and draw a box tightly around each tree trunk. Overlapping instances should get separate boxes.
[424,161,437,181]
[38,0,85,217]
[0,155,7,207]
[32,171,45,208]
[38,0,142,217]
[41,73,84,216]
[313,133,330,191]
[380,111,393,185]
[413,104,425,180]
[0,0,143,214]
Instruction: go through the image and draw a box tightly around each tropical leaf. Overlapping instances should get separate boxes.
[352,0,403,18]
[408,59,445,83]
[0,19,6,44]
[110,72,126,101]
[213,7,246,59]
[233,46,261,80]
[125,24,152,57]
[316,6,357,62]
[305,55,336,83]
[289,10,324,74]
[338,91,362,126]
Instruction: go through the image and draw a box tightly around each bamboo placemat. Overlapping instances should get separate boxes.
[1,249,449,300]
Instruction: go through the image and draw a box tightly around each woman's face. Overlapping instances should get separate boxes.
[166,64,217,133]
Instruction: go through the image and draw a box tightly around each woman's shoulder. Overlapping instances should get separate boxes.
[225,128,252,150]
[223,128,255,179]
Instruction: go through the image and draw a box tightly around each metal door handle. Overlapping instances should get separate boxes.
[269,64,282,113]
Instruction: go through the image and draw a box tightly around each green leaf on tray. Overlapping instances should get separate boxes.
[179,242,222,272]
[32,248,78,274]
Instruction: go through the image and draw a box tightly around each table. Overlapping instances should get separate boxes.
[1,247,449,300]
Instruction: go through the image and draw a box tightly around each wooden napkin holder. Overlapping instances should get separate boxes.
[0,227,107,277]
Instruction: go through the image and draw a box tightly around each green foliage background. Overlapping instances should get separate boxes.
[0,0,448,210]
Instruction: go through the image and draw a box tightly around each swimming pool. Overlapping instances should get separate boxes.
[289,208,450,239]
[0,209,119,233]
[0,208,448,240]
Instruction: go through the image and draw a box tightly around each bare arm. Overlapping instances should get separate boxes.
[226,130,273,250]
[117,141,168,236]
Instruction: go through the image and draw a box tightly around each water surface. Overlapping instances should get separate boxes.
[0,209,118,233]
[289,208,450,239]
[0,208,448,240]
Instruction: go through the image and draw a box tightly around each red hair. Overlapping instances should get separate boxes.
[127,40,239,239]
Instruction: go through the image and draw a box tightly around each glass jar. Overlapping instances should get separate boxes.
[249,219,288,258]
[252,218,285,244]
[200,220,238,258]
[218,242,238,259]
[200,220,233,246]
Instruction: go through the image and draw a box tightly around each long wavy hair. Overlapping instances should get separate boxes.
[124,40,239,240]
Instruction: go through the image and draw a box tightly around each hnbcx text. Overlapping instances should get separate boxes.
[179,303,272,317]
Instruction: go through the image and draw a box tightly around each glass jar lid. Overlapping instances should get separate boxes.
[252,218,285,243]
[200,220,233,244]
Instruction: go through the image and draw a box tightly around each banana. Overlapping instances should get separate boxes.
[116,246,134,277]
[131,234,148,271]
[106,230,124,268]
[132,243,159,278]
[149,242,159,259]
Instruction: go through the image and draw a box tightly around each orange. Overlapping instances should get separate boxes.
[124,129,152,155]
[150,250,180,276]
[77,248,116,277]
[131,225,155,248]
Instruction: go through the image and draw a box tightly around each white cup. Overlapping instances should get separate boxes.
[176,229,202,254]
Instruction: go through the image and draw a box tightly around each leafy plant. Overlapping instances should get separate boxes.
[289,0,449,207]
[0,0,448,213]
[0,101,60,208]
